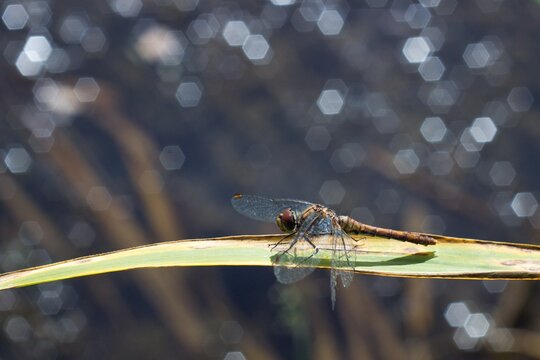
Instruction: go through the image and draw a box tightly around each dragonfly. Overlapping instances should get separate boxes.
[231,194,437,309]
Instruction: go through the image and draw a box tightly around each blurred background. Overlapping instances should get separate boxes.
[1,0,540,358]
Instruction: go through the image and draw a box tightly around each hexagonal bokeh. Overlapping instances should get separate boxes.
[372,109,401,134]
[242,34,271,64]
[420,26,445,51]
[18,221,44,245]
[402,36,432,63]
[491,191,516,218]
[33,77,58,105]
[34,80,81,117]
[393,148,420,174]
[0,290,17,311]
[507,86,534,112]
[223,351,246,360]
[329,142,365,173]
[222,20,250,47]
[21,108,55,138]
[2,4,29,30]
[463,42,491,69]
[298,0,324,22]
[4,146,32,173]
[463,313,490,338]
[420,80,460,113]
[428,150,453,176]
[511,192,538,218]
[81,27,107,53]
[364,92,389,117]
[489,161,515,187]
[24,35,52,63]
[86,186,112,211]
[28,134,55,153]
[317,89,345,115]
[317,9,344,36]
[419,0,442,8]
[186,14,219,45]
[108,0,142,17]
[68,221,96,248]
[159,145,186,170]
[404,3,432,29]
[4,315,32,342]
[482,100,510,126]
[270,0,296,4]
[22,1,52,28]
[319,180,345,205]
[482,279,508,294]
[172,0,199,11]
[219,320,244,344]
[37,290,64,315]
[453,327,479,351]
[73,77,100,102]
[418,56,445,81]
[136,25,185,65]
[453,145,480,169]
[470,117,497,143]
[175,81,203,107]
[46,48,71,74]
[444,301,471,327]
[16,51,43,77]
[305,125,331,151]
[420,116,446,142]
[59,14,89,44]
[0,0,539,355]
[459,128,484,152]
[486,328,514,353]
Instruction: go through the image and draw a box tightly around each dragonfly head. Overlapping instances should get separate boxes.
[276,208,297,233]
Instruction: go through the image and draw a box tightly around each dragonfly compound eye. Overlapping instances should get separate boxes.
[276,208,297,232]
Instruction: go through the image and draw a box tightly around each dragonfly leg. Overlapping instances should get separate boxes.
[304,235,318,251]
[270,232,295,250]
[340,233,351,262]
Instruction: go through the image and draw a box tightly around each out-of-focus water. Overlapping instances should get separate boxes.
[0,1,539,359]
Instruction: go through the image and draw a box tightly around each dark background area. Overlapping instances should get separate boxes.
[1,0,540,359]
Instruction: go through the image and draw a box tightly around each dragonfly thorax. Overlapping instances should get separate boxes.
[276,208,298,233]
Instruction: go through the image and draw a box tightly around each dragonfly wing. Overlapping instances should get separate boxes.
[272,234,319,284]
[271,211,322,284]
[330,230,357,309]
[333,230,356,287]
[231,194,313,222]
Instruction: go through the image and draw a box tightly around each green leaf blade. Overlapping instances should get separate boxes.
[1,234,540,290]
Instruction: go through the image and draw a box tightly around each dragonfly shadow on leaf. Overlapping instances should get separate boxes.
[269,251,437,270]
[354,251,437,267]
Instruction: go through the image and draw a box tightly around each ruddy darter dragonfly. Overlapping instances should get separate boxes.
[232,194,437,308]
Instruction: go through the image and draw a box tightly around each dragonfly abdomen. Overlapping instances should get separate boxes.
[338,216,436,246]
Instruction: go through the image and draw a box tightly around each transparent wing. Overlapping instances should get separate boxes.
[271,212,322,283]
[330,229,357,309]
[272,235,319,284]
[231,194,313,222]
